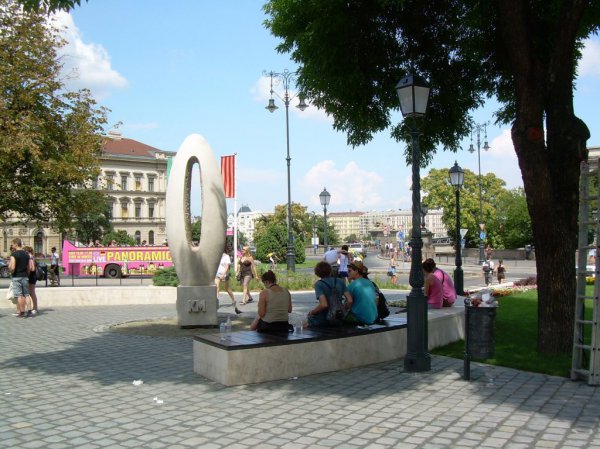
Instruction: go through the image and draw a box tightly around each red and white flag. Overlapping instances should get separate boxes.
[221,155,235,198]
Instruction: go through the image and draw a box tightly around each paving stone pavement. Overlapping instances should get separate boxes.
[1,300,600,449]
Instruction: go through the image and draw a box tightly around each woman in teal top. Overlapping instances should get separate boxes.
[346,261,378,325]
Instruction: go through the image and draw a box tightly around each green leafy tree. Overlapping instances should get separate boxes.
[495,188,533,249]
[345,233,359,243]
[254,220,306,265]
[422,168,507,248]
[17,0,86,13]
[264,0,600,353]
[101,230,136,247]
[69,191,113,244]
[0,1,108,231]
[191,221,201,244]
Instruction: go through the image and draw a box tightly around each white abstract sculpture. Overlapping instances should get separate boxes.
[166,134,226,327]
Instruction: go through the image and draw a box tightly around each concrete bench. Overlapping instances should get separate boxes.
[193,305,465,386]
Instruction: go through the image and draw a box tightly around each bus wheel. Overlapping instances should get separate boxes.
[105,264,121,279]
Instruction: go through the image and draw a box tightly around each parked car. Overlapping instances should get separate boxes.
[349,243,367,258]
[0,259,10,278]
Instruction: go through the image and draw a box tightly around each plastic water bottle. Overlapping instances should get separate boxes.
[219,322,226,341]
[225,316,232,340]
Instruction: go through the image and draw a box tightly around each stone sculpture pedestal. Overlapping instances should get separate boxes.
[176,285,218,328]
[422,229,436,261]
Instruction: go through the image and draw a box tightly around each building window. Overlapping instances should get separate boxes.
[107,203,113,219]
[106,175,114,190]
[34,231,44,256]
[149,230,154,245]
[148,203,155,219]
[121,203,129,219]
[135,176,142,191]
[121,175,128,191]
[92,177,98,189]
[148,177,155,192]
[135,202,142,219]
[135,231,141,244]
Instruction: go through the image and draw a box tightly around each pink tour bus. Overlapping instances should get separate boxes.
[61,240,173,278]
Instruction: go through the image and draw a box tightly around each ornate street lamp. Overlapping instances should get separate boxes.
[396,74,431,372]
[467,123,490,264]
[449,161,465,295]
[312,211,317,255]
[264,69,308,272]
[319,188,331,249]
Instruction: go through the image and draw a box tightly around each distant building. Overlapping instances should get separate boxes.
[358,209,447,243]
[327,212,364,241]
[1,132,174,256]
[236,205,273,244]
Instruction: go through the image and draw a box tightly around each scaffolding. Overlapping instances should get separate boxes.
[572,160,600,385]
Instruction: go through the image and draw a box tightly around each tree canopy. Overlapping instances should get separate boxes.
[264,0,600,353]
[0,0,107,232]
[422,168,532,249]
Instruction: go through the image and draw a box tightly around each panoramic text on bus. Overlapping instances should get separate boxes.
[61,240,173,278]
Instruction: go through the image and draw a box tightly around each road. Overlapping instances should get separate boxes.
[0,253,537,292]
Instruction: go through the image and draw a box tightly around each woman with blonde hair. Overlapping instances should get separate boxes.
[236,246,258,305]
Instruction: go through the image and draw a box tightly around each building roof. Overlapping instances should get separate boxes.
[238,205,252,213]
[102,132,174,160]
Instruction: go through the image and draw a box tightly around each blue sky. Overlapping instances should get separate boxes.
[54,1,600,215]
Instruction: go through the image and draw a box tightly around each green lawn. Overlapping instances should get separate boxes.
[432,289,591,378]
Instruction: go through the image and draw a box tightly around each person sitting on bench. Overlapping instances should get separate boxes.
[250,270,292,333]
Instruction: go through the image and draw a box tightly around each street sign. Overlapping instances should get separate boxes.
[480,231,486,240]
[397,231,404,240]
[227,213,235,228]
[460,228,468,238]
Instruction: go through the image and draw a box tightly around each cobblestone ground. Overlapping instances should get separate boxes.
[1,304,599,449]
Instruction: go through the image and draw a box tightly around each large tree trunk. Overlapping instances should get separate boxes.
[498,0,589,353]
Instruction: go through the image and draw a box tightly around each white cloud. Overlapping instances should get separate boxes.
[51,12,127,100]
[302,160,384,210]
[579,38,600,78]
[488,128,516,158]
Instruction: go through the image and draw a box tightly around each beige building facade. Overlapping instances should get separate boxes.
[1,133,174,257]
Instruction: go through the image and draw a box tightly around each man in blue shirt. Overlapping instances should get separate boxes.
[346,261,377,325]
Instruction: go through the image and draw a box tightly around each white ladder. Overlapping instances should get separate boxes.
[572,160,600,385]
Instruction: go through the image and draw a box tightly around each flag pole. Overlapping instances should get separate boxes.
[233,153,238,270]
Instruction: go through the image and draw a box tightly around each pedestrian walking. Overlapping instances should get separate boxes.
[8,238,34,318]
[497,259,506,284]
[50,246,60,286]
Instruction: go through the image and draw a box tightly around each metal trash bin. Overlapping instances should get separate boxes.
[464,296,497,380]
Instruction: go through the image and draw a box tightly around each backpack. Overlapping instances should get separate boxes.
[35,262,46,281]
[319,279,345,325]
[482,262,491,273]
[372,282,390,321]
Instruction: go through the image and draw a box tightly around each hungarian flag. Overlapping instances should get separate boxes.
[221,155,235,198]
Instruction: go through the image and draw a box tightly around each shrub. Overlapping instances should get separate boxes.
[513,275,537,287]
[152,267,179,287]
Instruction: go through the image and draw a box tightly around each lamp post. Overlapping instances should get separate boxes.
[264,69,308,272]
[312,211,317,255]
[396,74,431,372]
[449,161,465,295]
[467,123,490,264]
[319,188,331,249]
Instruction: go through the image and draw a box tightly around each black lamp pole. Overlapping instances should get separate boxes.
[396,74,431,373]
[319,188,331,250]
[468,123,490,264]
[264,69,308,272]
[449,161,465,295]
